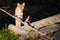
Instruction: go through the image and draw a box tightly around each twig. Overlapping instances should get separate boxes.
[0,8,22,23]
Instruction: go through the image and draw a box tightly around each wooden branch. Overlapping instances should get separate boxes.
[0,8,15,19]
[31,14,60,29]
[0,8,22,24]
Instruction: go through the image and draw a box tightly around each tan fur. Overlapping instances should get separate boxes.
[25,16,30,23]
[15,3,25,27]
[15,3,30,27]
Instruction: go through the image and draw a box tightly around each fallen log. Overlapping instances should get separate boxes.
[31,14,60,29]
[38,24,60,35]
[8,24,29,35]
[8,23,60,36]
[8,23,45,36]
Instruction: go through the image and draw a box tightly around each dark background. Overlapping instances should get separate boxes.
[0,0,60,28]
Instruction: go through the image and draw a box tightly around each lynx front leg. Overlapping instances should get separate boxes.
[15,19,21,27]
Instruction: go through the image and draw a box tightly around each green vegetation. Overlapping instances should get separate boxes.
[0,28,43,40]
[0,28,48,40]
[0,28,18,40]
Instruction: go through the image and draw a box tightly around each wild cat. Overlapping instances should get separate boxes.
[15,3,25,27]
[15,3,30,27]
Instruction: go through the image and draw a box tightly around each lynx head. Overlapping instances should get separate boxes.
[17,2,25,11]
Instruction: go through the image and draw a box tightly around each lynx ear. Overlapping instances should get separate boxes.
[22,2,25,6]
[17,3,20,6]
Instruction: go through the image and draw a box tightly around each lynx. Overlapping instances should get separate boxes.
[15,3,25,27]
[15,3,30,27]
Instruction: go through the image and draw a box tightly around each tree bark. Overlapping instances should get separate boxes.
[8,24,29,35]
[31,14,60,29]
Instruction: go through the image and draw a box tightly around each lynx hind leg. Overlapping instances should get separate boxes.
[15,19,21,27]
[25,16,30,23]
